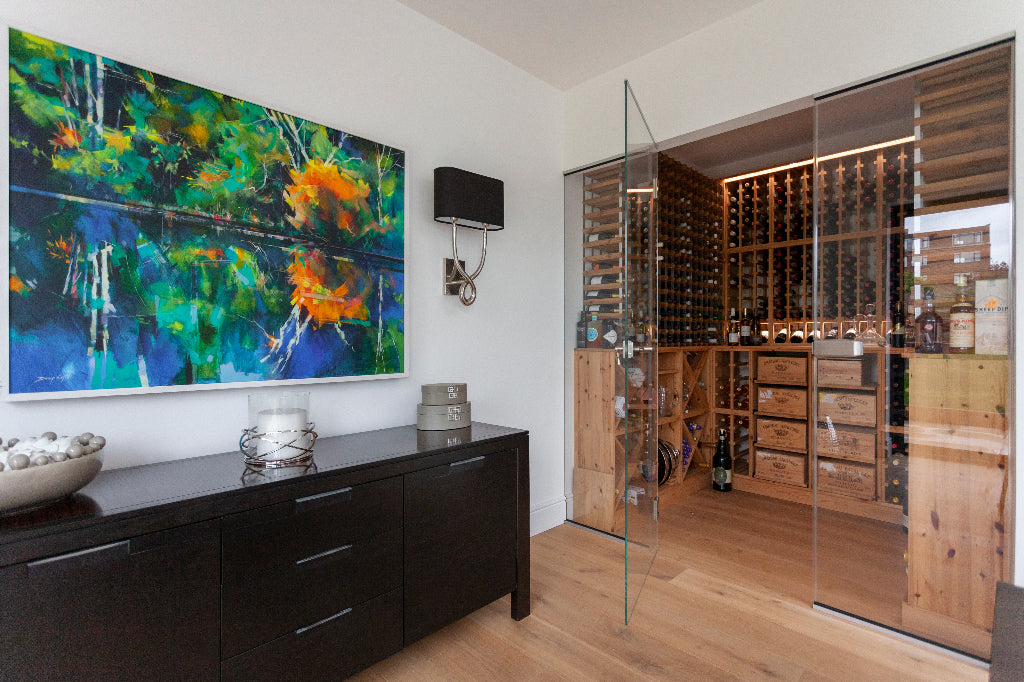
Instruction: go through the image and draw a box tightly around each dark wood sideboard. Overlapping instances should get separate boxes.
[0,422,530,681]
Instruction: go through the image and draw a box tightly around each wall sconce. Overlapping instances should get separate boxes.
[433,167,504,306]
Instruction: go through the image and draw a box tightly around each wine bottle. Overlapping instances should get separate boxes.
[915,288,943,353]
[889,301,907,348]
[712,429,733,492]
[727,308,740,346]
[774,327,788,343]
[739,308,752,346]
[789,328,805,343]
[948,275,975,354]
[751,313,763,346]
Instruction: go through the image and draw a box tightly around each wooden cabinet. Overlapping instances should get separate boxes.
[752,350,808,487]
[572,347,710,535]
[0,424,530,681]
[0,520,220,681]
[404,448,518,644]
[699,347,903,523]
[903,355,1010,659]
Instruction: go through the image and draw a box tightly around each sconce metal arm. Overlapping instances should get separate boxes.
[448,217,488,306]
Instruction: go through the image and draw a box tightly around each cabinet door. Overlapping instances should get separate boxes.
[404,447,517,644]
[0,520,220,681]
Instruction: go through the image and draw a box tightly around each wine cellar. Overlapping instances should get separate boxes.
[569,42,1012,659]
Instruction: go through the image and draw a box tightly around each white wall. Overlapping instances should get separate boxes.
[0,0,567,534]
[564,0,1024,582]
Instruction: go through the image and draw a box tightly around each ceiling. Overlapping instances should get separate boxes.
[394,0,763,91]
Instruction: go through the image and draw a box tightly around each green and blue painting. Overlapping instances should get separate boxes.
[8,29,405,396]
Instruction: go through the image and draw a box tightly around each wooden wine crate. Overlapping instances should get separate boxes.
[817,389,876,427]
[754,448,807,487]
[756,355,807,385]
[815,423,876,464]
[755,418,807,452]
[756,386,807,419]
[817,457,875,500]
[816,359,874,389]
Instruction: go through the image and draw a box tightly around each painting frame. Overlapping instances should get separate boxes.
[4,27,407,401]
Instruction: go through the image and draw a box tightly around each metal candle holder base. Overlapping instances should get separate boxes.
[239,425,318,469]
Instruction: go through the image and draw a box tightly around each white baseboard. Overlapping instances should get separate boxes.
[530,496,566,535]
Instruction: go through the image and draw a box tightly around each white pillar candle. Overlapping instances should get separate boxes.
[256,407,309,459]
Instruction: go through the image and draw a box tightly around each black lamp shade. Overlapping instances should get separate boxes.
[434,167,504,231]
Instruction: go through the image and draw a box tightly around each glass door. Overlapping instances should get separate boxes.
[623,80,659,623]
[812,42,1014,660]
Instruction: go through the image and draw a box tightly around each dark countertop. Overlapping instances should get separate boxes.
[0,422,527,563]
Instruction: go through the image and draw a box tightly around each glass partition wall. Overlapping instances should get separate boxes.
[564,82,660,623]
[813,42,1014,660]
[565,42,1014,654]
[623,81,660,623]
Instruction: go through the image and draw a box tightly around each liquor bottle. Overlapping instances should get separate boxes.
[712,428,733,492]
[948,275,975,354]
[727,308,740,346]
[586,314,602,348]
[915,289,943,353]
[576,311,587,348]
[739,308,752,346]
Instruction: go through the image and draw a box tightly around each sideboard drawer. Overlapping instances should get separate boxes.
[223,476,401,555]
[221,587,403,682]
[222,528,402,658]
[221,476,403,659]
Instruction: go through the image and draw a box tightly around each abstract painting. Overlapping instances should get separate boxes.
[7,29,405,398]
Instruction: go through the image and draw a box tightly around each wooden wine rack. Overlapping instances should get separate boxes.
[913,44,1011,217]
[657,154,724,346]
[723,140,914,343]
[581,163,625,323]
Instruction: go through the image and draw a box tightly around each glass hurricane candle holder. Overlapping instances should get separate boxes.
[240,392,317,468]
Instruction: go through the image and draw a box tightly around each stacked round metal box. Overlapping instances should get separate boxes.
[416,383,470,430]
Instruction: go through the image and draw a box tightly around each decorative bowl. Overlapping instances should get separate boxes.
[0,434,106,515]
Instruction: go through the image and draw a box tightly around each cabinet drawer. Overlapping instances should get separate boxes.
[818,389,876,427]
[817,358,874,388]
[755,418,807,452]
[222,528,402,658]
[223,476,401,556]
[222,588,403,682]
[754,448,807,487]
[815,423,876,463]
[757,355,807,385]
[756,386,807,419]
[221,477,402,658]
[818,457,876,500]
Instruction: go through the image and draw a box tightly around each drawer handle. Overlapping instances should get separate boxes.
[27,540,129,568]
[295,543,353,567]
[295,607,352,636]
[295,486,352,511]
[449,455,485,470]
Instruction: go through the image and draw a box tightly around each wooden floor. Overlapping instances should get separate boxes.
[354,482,986,681]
